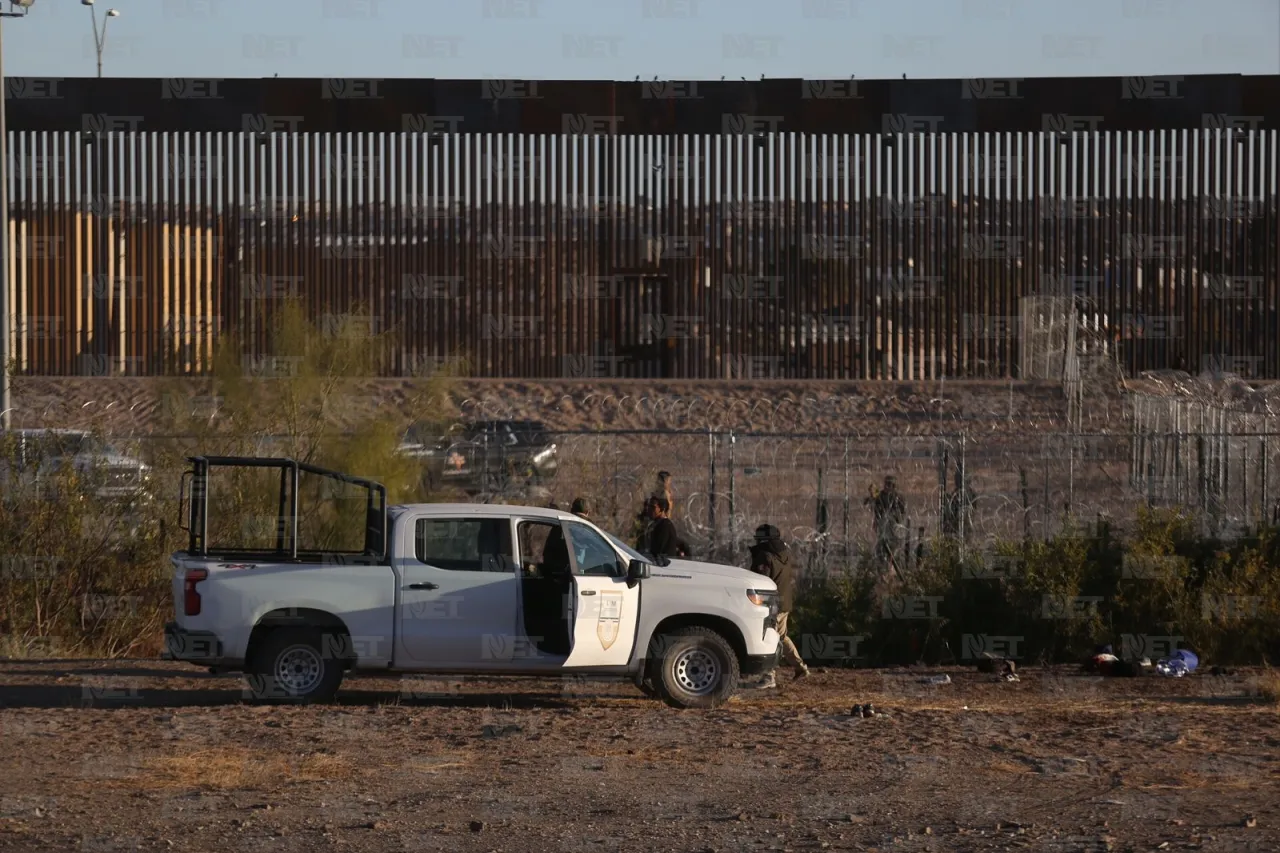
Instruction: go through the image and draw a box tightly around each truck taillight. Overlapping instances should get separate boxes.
[184,569,208,616]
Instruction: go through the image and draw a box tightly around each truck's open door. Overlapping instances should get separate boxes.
[560,521,640,668]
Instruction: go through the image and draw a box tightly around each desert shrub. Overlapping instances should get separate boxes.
[0,304,461,657]
[791,557,879,662]
[0,432,177,658]
[154,300,460,504]
[792,512,1280,667]
[1187,530,1280,664]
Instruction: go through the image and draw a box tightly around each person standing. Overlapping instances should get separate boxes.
[865,475,907,571]
[646,497,688,560]
[570,497,591,520]
[747,524,809,689]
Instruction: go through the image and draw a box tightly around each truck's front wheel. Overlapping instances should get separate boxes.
[654,628,740,709]
[245,628,345,704]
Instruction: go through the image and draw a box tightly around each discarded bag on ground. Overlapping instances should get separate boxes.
[1155,649,1199,677]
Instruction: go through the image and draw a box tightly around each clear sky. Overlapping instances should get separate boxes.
[1,0,1277,80]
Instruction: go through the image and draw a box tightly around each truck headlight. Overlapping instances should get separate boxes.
[747,589,777,610]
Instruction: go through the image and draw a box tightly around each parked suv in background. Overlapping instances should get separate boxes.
[0,429,153,504]
[398,420,558,495]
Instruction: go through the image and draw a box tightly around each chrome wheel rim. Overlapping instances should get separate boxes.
[673,648,720,696]
[275,645,323,694]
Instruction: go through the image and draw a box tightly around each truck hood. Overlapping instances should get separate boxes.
[655,557,772,588]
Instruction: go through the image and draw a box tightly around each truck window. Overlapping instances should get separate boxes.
[415,518,512,572]
[517,520,570,578]
[566,523,624,577]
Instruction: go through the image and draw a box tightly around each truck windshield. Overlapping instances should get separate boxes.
[605,532,648,564]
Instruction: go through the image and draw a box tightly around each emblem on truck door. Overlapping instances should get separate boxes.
[597,591,624,650]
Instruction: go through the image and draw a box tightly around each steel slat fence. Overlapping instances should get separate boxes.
[7,127,1279,378]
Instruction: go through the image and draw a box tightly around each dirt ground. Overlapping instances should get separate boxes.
[2,661,1278,852]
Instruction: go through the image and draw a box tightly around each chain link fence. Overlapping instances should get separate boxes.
[20,370,1279,574]
[112,424,1276,577]
[514,429,1129,567]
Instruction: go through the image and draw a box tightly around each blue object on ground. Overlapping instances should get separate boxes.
[1156,649,1199,677]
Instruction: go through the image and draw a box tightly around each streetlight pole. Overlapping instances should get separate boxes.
[81,0,119,79]
[0,0,37,431]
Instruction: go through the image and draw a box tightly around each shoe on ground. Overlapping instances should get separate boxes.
[748,675,778,690]
[794,666,810,680]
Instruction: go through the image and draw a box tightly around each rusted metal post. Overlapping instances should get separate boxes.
[707,427,717,554]
[728,430,737,557]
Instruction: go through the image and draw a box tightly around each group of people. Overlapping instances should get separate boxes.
[559,471,689,560]
[550,466,988,691]
[547,471,936,691]
[560,471,918,572]
[555,471,808,691]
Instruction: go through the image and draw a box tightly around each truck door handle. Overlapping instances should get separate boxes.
[407,582,439,590]
[581,590,596,596]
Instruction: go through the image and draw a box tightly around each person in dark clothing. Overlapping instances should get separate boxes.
[633,495,657,553]
[940,469,974,540]
[746,524,809,689]
[865,475,907,570]
[645,497,688,560]
[541,526,571,577]
[570,497,590,520]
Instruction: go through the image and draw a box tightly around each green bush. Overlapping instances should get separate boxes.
[793,509,1280,667]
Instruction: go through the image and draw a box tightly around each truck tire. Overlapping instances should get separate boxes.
[653,627,740,709]
[244,628,345,704]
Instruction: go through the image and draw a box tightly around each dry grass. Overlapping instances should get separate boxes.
[132,748,357,791]
[0,635,89,659]
[1128,768,1258,791]
[1252,669,1280,705]
[585,746,688,762]
[986,759,1034,775]
[399,755,476,774]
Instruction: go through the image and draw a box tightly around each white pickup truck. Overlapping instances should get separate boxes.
[164,457,781,708]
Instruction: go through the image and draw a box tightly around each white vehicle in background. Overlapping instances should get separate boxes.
[164,456,781,708]
[0,428,153,504]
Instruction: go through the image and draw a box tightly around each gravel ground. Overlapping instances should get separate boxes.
[2,659,1278,852]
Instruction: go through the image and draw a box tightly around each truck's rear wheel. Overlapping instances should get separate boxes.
[245,628,344,704]
[654,627,740,709]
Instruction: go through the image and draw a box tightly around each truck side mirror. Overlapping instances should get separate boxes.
[627,559,650,587]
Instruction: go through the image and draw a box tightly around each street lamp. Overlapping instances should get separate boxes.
[82,0,120,79]
[0,0,37,431]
